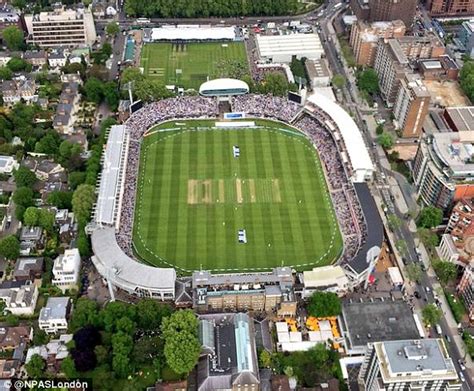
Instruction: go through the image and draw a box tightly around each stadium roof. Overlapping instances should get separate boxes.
[150,26,236,41]
[199,78,249,96]
[306,92,374,182]
[348,183,384,274]
[256,33,323,61]
[95,125,127,227]
[91,227,176,293]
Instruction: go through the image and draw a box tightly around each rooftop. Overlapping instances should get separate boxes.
[431,131,474,175]
[445,107,474,132]
[341,300,420,350]
[39,297,69,321]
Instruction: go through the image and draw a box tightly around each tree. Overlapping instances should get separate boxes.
[106,22,120,36]
[376,123,384,135]
[135,299,172,330]
[103,81,120,110]
[13,166,36,187]
[406,263,422,283]
[5,313,19,326]
[68,171,86,190]
[112,352,131,378]
[70,298,100,332]
[258,72,289,96]
[84,77,104,103]
[32,329,48,346]
[161,310,200,375]
[2,26,24,51]
[307,292,342,318]
[0,67,12,81]
[23,206,40,227]
[120,67,145,85]
[417,207,443,229]
[418,227,439,249]
[25,354,46,378]
[432,259,457,286]
[331,74,345,89]
[422,303,442,327]
[163,330,201,375]
[395,239,408,257]
[460,60,474,103]
[259,350,273,368]
[377,132,393,149]
[387,214,401,231]
[72,184,96,225]
[7,57,31,73]
[47,191,73,210]
[13,187,34,209]
[357,68,379,95]
[38,208,55,234]
[94,345,109,366]
[60,356,78,379]
[134,79,173,102]
[0,235,19,260]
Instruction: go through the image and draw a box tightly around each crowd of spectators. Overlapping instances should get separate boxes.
[232,94,301,123]
[113,94,367,265]
[116,97,219,255]
[293,114,367,261]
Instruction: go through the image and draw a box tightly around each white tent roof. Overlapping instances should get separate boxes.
[151,26,236,41]
[306,93,374,182]
[276,322,288,333]
[278,332,290,343]
[388,266,404,285]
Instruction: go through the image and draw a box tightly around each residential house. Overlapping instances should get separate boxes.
[0,359,19,378]
[52,249,80,293]
[0,282,39,316]
[0,52,12,67]
[35,160,65,181]
[54,82,80,135]
[23,50,47,67]
[0,156,19,175]
[38,297,70,334]
[0,326,32,351]
[26,334,72,373]
[12,257,43,281]
[0,76,37,106]
[47,49,68,69]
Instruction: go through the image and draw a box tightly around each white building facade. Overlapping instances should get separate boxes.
[52,249,81,293]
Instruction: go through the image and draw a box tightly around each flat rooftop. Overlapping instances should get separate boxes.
[379,339,457,377]
[342,300,420,349]
[432,131,474,174]
[445,106,474,132]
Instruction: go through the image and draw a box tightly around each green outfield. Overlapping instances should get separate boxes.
[140,42,248,90]
[133,119,343,273]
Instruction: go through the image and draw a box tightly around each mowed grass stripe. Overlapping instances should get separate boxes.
[133,121,343,272]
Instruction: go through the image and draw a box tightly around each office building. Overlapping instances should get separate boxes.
[412,132,474,211]
[359,339,461,390]
[349,20,406,66]
[393,73,430,138]
[425,0,474,17]
[192,268,296,316]
[459,20,474,57]
[350,0,417,27]
[443,106,474,132]
[24,5,97,48]
[457,263,474,321]
[418,56,459,81]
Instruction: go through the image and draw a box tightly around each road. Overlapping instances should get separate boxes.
[318,2,472,389]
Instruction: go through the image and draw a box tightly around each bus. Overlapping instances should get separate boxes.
[413,314,425,339]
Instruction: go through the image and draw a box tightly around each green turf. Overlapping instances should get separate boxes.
[133,119,343,273]
[140,42,248,90]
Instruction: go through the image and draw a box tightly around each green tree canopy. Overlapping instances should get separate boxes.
[377,132,393,149]
[0,235,20,260]
[120,67,145,85]
[307,292,342,318]
[331,74,345,89]
[25,354,46,378]
[23,206,40,227]
[417,207,443,229]
[13,166,37,187]
[422,303,442,327]
[0,67,12,81]
[13,187,34,209]
[2,26,24,51]
[72,184,96,225]
[84,77,104,104]
[432,259,457,286]
[70,298,101,332]
[357,68,379,95]
[7,57,31,73]
[406,263,422,283]
[459,60,474,103]
[47,191,73,210]
[134,79,173,102]
[106,22,120,36]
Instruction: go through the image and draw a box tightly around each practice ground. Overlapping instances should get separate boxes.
[140,42,248,90]
[133,119,343,273]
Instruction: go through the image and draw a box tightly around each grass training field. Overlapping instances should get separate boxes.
[140,42,248,90]
[133,119,343,273]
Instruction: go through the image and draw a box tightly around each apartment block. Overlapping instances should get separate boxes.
[374,40,408,105]
[52,248,81,293]
[412,132,474,210]
[24,6,96,48]
[457,263,474,320]
[350,0,417,27]
[426,0,474,17]
[393,74,430,138]
[459,20,474,58]
[358,339,461,390]
[349,20,406,66]
[397,35,445,60]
